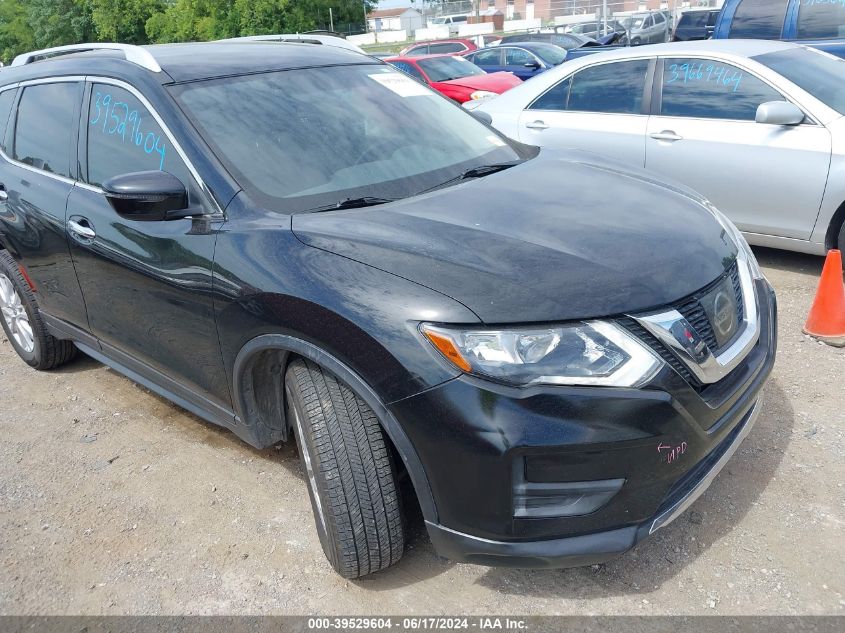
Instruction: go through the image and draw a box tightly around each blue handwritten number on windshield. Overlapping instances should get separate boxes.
[89,91,167,171]
[667,63,742,93]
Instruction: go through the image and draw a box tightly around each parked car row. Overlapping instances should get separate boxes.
[466,39,845,256]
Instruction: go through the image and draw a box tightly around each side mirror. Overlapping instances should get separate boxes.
[756,101,805,126]
[523,61,541,69]
[101,171,191,221]
[469,109,493,125]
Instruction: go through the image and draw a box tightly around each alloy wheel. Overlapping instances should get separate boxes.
[0,273,34,354]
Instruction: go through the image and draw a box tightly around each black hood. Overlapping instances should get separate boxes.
[292,151,737,324]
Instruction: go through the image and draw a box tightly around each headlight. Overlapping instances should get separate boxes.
[470,90,497,100]
[420,321,661,387]
[703,201,764,280]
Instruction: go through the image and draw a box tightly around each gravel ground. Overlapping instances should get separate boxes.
[0,247,842,616]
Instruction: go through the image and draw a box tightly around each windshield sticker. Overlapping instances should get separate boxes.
[666,63,743,93]
[368,73,431,97]
[486,135,506,147]
[89,92,167,170]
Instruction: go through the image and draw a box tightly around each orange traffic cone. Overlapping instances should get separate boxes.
[803,249,845,347]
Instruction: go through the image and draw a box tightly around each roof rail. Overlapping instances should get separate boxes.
[11,43,161,72]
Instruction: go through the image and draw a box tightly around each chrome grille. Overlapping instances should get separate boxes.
[618,260,747,390]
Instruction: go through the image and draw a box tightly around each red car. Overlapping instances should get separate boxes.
[399,39,478,57]
[385,54,522,104]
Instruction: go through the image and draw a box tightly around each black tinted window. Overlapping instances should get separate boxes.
[568,60,650,114]
[429,43,464,54]
[729,0,788,38]
[680,11,709,28]
[13,82,80,178]
[661,58,783,120]
[87,84,189,188]
[0,88,17,152]
[529,77,572,111]
[797,0,845,39]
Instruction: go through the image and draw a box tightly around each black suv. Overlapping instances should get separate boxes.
[672,9,720,42]
[0,42,776,578]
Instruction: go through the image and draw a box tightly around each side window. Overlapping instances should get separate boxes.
[660,58,784,121]
[728,0,789,39]
[797,1,845,39]
[406,45,429,56]
[654,13,665,25]
[13,82,81,178]
[505,48,534,65]
[568,60,650,114]
[429,43,464,54]
[391,61,426,82]
[0,88,17,153]
[472,49,501,66]
[529,77,572,111]
[86,83,189,188]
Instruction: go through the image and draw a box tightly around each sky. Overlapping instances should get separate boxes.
[376,0,416,8]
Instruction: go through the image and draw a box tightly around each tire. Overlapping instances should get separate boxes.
[631,37,641,46]
[284,358,404,578]
[0,250,76,370]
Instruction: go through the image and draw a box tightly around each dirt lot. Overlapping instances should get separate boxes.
[0,248,842,616]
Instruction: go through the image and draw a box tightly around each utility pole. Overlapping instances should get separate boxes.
[602,0,608,33]
[330,7,334,32]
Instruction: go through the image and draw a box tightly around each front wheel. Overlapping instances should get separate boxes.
[0,250,76,370]
[284,358,404,578]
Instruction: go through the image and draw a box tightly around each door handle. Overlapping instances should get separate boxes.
[68,218,96,240]
[525,120,549,130]
[650,131,683,142]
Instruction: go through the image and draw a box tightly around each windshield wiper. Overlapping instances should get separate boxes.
[307,196,397,213]
[417,161,521,195]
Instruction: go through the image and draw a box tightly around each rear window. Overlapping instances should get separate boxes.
[0,88,17,152]
[679,11,710,28]
[797,0,845,39]
[429,42,465,54]
[13,82,80,178]
[418,56,483,82]
[728,0,789,39]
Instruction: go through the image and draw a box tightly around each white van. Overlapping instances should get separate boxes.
[430,14,469,35]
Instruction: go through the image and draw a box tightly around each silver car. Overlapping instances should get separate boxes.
[622,12,670,45]
[466,40,845,256]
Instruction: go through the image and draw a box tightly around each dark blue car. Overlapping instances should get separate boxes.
[714,0,845,59]
[464,42,567,80]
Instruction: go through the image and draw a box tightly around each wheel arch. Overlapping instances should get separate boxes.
[824,198,845,251]
[232,333,439,524]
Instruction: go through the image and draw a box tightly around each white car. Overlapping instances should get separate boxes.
[466,40,845,256]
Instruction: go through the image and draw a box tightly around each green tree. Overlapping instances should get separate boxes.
[0,0,34,63]
[90,0,165,43]
[28,0,96,48]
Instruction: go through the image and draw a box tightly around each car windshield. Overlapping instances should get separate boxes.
[418,56,485,81]
[754,47,845,115]
[624,16,646,29]
[172,65,522,212]
[531,45,568,66]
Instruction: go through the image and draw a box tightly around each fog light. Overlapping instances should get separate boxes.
[513,478,625,519]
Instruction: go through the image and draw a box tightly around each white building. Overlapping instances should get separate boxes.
[367,8,424,32]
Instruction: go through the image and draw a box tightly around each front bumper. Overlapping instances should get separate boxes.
[425,398,761,567]
[389,280,776,567]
